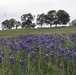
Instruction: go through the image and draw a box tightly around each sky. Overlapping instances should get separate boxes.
[0,0,76,29]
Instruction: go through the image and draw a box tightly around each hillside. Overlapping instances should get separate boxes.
[0,26,76,37]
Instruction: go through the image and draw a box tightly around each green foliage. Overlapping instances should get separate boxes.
[36,13,45,28]
[31,23,36,29]
[21,13,34,28]
[1,9,70,30]
[69,19,76,26]
[57,10,70,25]
[2,19,16,30]
[36,10,70,28]
[15,21,21,29]
[46,10,57,27]
[2,18,20,30]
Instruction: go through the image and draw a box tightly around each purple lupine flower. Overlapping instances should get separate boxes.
[56,53,61,59]
[0,52,4,57]
[0,38,6,46]
[15,43,20,51]
[61,38,65,43]
[74,52,76,59]
[10,55,15,64]
[0,54,2,63]
[73,46,76,52]
[51,43,54,49]
[31,52,36,57]
[45,54,49,59]
[57,46,64,54]
[26,37,32,43]
[65,50,72,58]
[33,37,38,44]
[0,58,2,63]
[9,50,13,55]
[20,41,29,52]
[9,44,15,50]
[45,46,50,53]
[1,52,4,57]
[51,52,55,58]
[36,47,39,51]
[51,38,55,44]
[20,57,24,66]
[62,33,66,37]
[70,33,76,41]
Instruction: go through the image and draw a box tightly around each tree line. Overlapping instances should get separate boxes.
[2,9,70,30]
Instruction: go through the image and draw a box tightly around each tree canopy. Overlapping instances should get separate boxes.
[21,13,34,28]
[69,19,76,26]
[2,18,15,30]
[36,13,45,28]
[56,10,70,25]
[45,10,57,27]
[1,9,70,30]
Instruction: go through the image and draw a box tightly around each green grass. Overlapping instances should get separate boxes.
[0,27,76,75]
[0,26,76,37]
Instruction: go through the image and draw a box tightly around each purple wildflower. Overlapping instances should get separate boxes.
[0,54,2,63]
[74,52,76,59]
[20,57,24,66]
[10,55,15,64]
[45,54,49,59]
[31,52,36,57]
[45,46,50,53]
[65,50,72,58]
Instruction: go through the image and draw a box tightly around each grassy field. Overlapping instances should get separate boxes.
[0,26,76,37]
[0,26,76,75]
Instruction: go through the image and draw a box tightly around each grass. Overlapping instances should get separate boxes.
[0,26,76,75]
[0,26,76,37]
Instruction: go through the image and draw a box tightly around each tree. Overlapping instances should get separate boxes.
[2,19,9,30]
[45,10,57,27]
[9,18,16,29]
[36,13,45,28]
[69,19,76,26]
[56,10,70,25]
[2,18,16,30]
[31,23,36,29]
[15,21,21,29]
[21,13,34,28]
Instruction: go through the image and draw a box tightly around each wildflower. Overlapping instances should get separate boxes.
[36,47,39,51]
[0,55,2,63]
[31,52,36,57]
[1,52,4,57]
[10,55,15,64]
[45,46,50,53]
[9,50,12,55]
[57,46,64,54]
[45,54,49,59]
[20,57,24,66]
[74,52,76,59]
[0,58,2,63]
[51,52,55,58]
[65,50,72,58]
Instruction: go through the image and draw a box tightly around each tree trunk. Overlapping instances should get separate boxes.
[16,26,18,29]
[41,24,42,28]
[55,24,57,27]
[50,24,52,27]
[8,27,11,30]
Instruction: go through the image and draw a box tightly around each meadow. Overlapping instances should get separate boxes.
[0,26,76,37]
[0,26,76,75]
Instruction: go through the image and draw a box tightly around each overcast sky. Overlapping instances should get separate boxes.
[0,0,76,29]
